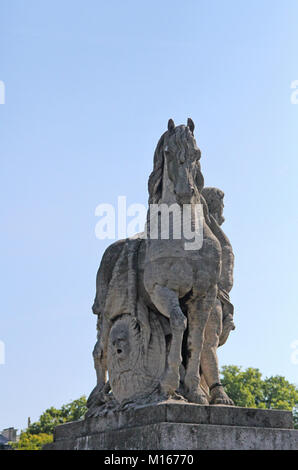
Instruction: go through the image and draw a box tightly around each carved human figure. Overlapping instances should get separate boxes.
[199,187,235,405]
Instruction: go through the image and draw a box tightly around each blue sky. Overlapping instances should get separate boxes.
[1,0,298,431]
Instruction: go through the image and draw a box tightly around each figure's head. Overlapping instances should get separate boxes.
[201,187,225,225]
[109,320,131,361]
[148,118,204,205]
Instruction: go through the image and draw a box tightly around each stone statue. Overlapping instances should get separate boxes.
[86,119,235,417]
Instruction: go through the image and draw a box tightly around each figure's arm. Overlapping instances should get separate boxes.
[208,214,234,294]
[206,213,235,345]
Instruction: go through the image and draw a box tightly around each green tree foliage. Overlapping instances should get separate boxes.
[221,365,298,428]
[10,432,53,451]
[12,396,87,450]
[27,396,87,435]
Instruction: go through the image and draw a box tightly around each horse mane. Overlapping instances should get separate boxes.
[148,131,167,204]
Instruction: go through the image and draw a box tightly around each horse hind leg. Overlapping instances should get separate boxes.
[149,285,187,396]
[184,285,218,405]
[201,299,234,405]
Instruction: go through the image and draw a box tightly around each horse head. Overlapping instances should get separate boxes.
[148,118,204,205]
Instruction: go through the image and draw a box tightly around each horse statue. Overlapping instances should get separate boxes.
[86,119,235,417]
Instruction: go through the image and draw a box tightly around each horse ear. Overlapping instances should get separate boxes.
[168,119,175,132]
[187,118,195,134]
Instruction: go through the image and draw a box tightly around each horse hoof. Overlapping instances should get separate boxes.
[210,397,234,406]
[185,389,209,405]
[160,370,180,396]
[210,388,234,406]
[160,381,179,396]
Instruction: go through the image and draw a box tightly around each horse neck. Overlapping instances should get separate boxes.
[160,162,200,206]
[160,160,177,205]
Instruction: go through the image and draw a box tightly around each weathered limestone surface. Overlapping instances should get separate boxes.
[45,402,298,450]
[87,119,238,417]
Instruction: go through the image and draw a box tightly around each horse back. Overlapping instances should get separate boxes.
[92,239,127,315]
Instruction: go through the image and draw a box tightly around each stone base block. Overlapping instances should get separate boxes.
[44,401,298,450]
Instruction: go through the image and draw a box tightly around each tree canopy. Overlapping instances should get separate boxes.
[11,396,87,450]
[220,365,298,428]
[11,432,53,451]
[27,396,87,435]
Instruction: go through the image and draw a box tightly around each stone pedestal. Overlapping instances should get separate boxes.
[44,401,298,450]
